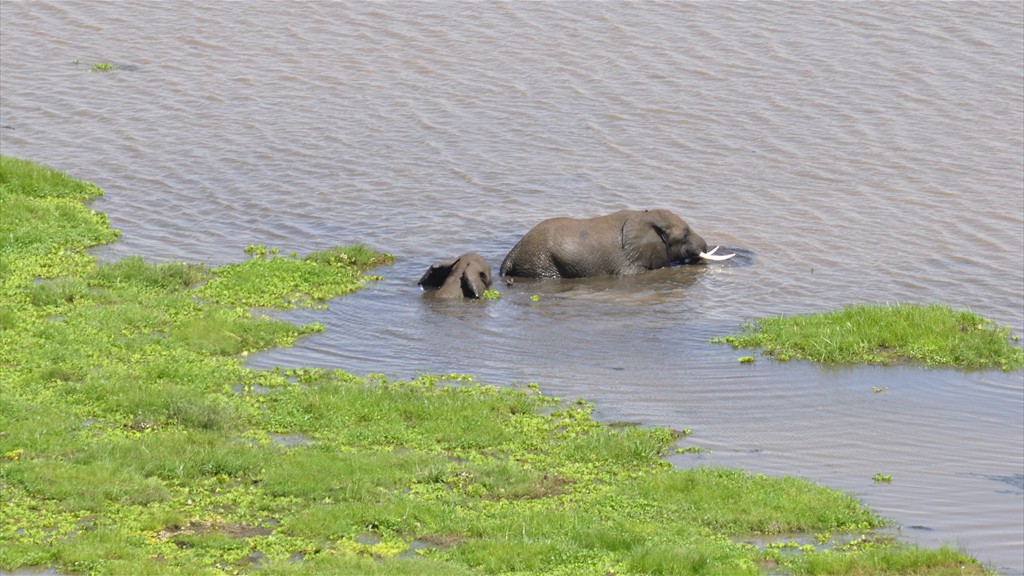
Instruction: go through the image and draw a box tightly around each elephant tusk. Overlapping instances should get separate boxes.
[699,246,735,261]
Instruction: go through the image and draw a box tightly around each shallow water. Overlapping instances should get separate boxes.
[2,1,1022,573]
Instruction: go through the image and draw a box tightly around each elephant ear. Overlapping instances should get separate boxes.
[622,211,671,270]
[459,257,493,298]
[460,270,487,298]
[417,258,457,289]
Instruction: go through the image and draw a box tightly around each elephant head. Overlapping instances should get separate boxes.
[622,208,708,268]
[500,209,733,279]
[418,252,494,299]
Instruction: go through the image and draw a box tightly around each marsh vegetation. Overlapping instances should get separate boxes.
[0,157,990,574]
[714,303,1024,371]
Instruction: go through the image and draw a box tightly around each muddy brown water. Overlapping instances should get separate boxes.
[2,2,1022,573]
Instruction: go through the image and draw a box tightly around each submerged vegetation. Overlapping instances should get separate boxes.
[0,156,989,574]
[714,303,1024,371]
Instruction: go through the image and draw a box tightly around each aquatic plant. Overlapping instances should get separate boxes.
[714,303,1024,370]
[0,157,987,575]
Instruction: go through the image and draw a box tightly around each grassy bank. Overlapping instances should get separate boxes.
[0,156,988,574]
[713,303,1024,370]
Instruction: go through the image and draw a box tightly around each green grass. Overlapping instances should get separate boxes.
[0,157,990,575]
[0,156,120,287]
[194,244,393,309]
[714,303,1024,370]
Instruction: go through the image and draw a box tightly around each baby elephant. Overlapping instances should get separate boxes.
[417,252,494,299]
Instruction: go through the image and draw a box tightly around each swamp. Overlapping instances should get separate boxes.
[1,158,1011,574]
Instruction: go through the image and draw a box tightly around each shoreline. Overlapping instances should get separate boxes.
[0,156,993,575]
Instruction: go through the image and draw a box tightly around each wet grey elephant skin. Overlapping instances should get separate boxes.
[500,209,724,279]
[418,252,494,299]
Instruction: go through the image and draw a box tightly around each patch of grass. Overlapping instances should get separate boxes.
[779,543,988,575]
[0,156,109,202]
[90,255,210,291]
[0,157,989,575]
[628,467,879,536]
[260,447,449,501]
[0,156,120,288]
[3,459,170,511]
[624,539,762,576]
[168,306,313,356]
[303,244,394,269]
[256,553,476,576]
[714,303,1024,370]
[194,244,392,309]
[76,427,272,482]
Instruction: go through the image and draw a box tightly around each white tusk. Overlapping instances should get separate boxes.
[701,253,735,261]
[699,246,735,261]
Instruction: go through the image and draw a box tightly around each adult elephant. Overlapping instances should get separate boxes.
[418,252,494,299]
[499,209,733,279]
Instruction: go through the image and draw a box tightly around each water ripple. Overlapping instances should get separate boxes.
[3,2,1022,572]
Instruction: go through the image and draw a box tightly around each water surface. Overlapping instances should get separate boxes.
[2,2,1021,573]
